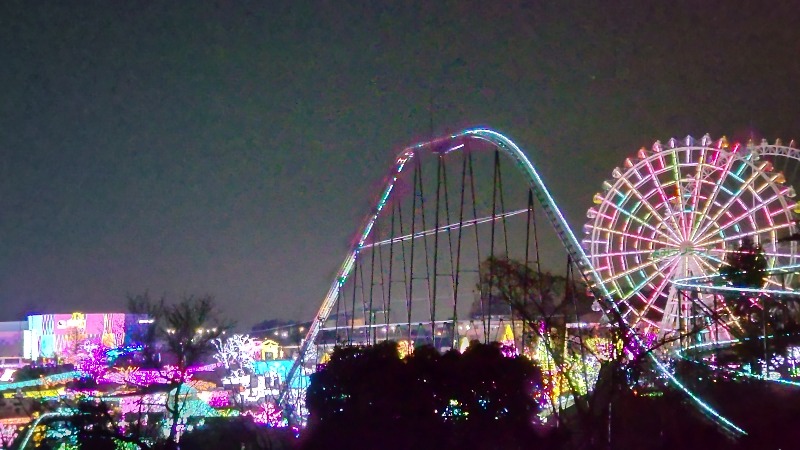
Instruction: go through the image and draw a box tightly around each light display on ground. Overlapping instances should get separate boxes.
[244,402,286,427]
[213,334,256,379]
[97,362,219,386]
[439,399,469,421]
[677,335,800,387]
[113,385,221,424]
[198,390,230,408]
[76,342,108,377]
[527,334,604,408]
[499,324,518,358]
[396,340,413,359]
[0,371,82,392]
[0,329,306,450]
[2,388,64,399]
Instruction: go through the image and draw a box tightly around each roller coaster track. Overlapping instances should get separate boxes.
[279,127,747,437]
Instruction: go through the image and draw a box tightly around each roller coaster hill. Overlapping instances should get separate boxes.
[288,128,800,447]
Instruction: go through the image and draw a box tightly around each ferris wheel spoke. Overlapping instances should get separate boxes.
[589,225,674,248]
[680,255,722,324]
[622,259,679,329]
[694,249,797,284]
[596,195,681,246]
[691,165,764,242]
[685,156,707,237]
[688,253,720,279]
[641,156,686,241]
[762,251,799,259]
[599,252,675,286]
[658,286,681,333]
[689,154,743,241]
[668,150,689,239]
[626,314,659,330]
[696,221,794,248]
[635,260,680,324]
[763,277,794,290]
[700,247,797,259]
[615,176,683,244]
[693,206,766,247]
[590,248,677,259]
[693,194,787,246]
[692,250,725,266]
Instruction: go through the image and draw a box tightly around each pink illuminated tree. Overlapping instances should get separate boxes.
[128,293,232,446]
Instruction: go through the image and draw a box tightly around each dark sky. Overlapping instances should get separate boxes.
[2,0,800,327]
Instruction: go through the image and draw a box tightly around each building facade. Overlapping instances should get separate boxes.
[22,312,140,361]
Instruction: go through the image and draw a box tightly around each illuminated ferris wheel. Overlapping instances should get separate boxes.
[583,135,798,341]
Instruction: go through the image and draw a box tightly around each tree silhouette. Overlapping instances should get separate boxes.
[718,238,774,371]
[719,238,767,290]
[303,341,546,450]
[473,256,573,319]
[128,293,233,446]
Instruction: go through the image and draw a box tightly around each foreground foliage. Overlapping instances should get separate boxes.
[303,341,548,450]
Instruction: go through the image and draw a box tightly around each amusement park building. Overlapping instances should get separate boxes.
[0,321,26,368]
[23,312,146,360]
[0,312,146,363]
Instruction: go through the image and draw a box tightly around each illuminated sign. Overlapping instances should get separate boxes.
[56,313,86,330]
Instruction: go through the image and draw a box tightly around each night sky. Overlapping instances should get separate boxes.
[2,1,800,327]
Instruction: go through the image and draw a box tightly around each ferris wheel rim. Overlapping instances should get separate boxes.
[584,138,798,335]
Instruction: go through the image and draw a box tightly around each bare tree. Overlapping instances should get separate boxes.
[482,256,728,448]
[477,257,597,417]
[128,293,233,446]
[213,333,256,412]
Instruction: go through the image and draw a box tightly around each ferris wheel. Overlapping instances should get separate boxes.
[583,135,798,341]
[748,138,800,195]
